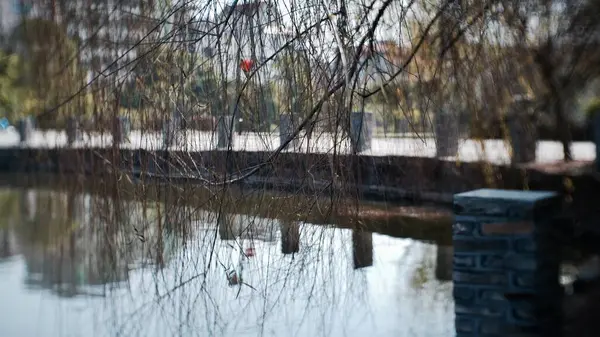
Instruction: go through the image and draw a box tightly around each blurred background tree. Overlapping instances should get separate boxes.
[9,18,85,129]
[0,50,38,121]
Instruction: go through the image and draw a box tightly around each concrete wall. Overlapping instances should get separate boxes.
[1,147,600,229]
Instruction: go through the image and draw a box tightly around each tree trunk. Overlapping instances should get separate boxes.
[535,49,573,161]
[554,96,573,161]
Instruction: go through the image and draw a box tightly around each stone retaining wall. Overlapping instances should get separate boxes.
[0,147,599,227]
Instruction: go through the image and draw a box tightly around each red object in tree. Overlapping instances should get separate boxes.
[240,58,254,73]
[227,270,239,285]
[245,247,255,257]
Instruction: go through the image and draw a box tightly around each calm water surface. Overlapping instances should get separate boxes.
[0,188,454,337]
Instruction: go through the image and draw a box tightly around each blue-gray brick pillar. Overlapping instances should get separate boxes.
[279,113,299,151]
[453,189,562,337]
[162,111,182,148]
[395,117,410,134]
[217,115,233,149]
[593,112,600,172]
[162,120,173,147]
[434,109,460,158]
[113,116,131,144]
[350,111,374,153]
[17,116,35,144]
[66,116,83,145]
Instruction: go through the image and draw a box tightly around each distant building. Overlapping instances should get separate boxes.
[2,0,157,83]
[356,39,439,91]
[57,0,154,83]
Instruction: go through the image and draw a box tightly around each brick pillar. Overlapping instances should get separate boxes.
[17,116,35,144]
[66,116,83,145]
[279,113,299,151]
[280,221,300,254]
[350,112,374,153]
[162,115,181,148]
[217,115,233,149]
[453,189,562,337]
[434,109,460,158]
[113,116,131,144]
[352,229,373,269]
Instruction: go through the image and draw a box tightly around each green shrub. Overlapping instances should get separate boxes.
[585,97,600,118]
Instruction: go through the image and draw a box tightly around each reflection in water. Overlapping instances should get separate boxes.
[280,220,300,254]
[16,190,130,297]
[0,227,14,259]
[353,229,374,269]
[6,188,187,297]
[218,212,235,240]
[21,189,36,223]
[435,246,453,282]
[0,187,453,337]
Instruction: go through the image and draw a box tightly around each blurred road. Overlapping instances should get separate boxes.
[0,129,595,165]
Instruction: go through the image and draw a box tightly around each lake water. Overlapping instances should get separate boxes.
[0,187,454,337]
